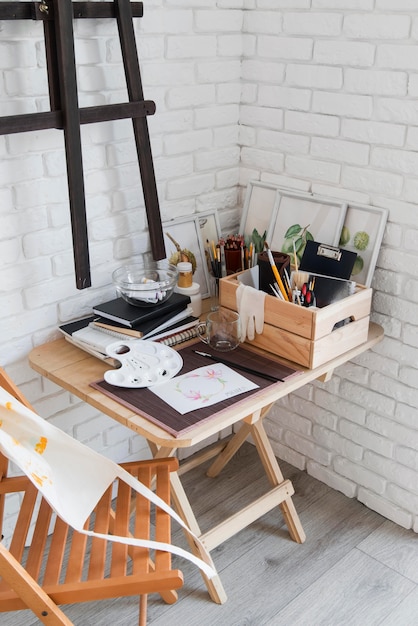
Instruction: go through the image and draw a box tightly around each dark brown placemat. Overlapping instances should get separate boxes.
[91,343,301,437]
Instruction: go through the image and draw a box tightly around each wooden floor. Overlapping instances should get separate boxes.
[2,442,418,625]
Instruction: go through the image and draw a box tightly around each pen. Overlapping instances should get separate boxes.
[194,350,284,383]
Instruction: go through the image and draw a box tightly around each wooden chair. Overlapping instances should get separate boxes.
[0,368,184,626]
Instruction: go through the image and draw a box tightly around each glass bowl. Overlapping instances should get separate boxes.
[112,260,178,307]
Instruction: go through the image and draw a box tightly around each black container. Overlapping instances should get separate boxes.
[257,251,290,295]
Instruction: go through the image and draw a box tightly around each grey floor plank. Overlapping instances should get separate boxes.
[271,549,416,626]
[358,519,418,584]
[152,489,388,625]
[380,586,418,625]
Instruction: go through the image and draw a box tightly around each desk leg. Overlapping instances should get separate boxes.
[250,419,306,544]
[206,406,272,478]
[148,442,175,459]
[206,412,306,545]
[169,471,228,605]
[148,441,228,604]
[206,421,252,478]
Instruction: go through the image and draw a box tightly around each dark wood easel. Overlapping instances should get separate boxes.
[0,0,165,289]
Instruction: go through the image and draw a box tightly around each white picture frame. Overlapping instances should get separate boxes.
[338,203,388,287]
[239,180,281,245]
[267,191,347,263]
[163,211,221,298]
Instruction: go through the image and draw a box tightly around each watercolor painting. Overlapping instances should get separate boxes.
[149,364,259,414]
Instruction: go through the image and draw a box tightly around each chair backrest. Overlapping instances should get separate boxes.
[0,367,214,624]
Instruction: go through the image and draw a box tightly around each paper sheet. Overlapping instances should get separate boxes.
[149,364,259,414]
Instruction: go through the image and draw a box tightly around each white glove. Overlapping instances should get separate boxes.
[236,284,266,342]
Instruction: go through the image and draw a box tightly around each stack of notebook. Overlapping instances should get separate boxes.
[59,292,200,362]
[92,293,194,336]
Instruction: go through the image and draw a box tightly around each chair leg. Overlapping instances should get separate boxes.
[0,543,73,626]
[139,594,147,626]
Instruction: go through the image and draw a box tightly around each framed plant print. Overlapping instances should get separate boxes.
[162,211,221,298]
[338,203,388,287]
[266,191,347,264]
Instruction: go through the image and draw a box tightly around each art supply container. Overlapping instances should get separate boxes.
[175,282,202,317]
[224,248,243,275]
[257,251,290,295]
[220,268,372,368]
[177,261,193,288]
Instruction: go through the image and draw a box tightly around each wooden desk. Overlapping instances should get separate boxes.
[29,322,383,604]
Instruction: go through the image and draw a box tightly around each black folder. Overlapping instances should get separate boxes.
[300,240,357,280]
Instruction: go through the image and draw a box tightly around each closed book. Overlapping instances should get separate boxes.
[144,315,199,341]
[62,335,117,366]
[60,317,137,343]
[59,318,119,366]
[138,306,193,339]
[92,293,190,328]
[59,316,95,336]
[93,318,143,338]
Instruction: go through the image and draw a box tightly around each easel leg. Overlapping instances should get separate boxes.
[116,0,165,260]
[54,0,91,288]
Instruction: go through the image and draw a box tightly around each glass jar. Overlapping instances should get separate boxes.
[177,261,193,288]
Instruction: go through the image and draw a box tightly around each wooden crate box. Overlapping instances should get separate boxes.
[219,272,372,369]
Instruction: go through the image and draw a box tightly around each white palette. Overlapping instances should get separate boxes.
[104,340,183,388]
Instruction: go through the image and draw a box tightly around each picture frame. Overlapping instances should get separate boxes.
[239,180,282,245]
[266,191,347,263]
[162,211,222,298]
[338,202,388,287]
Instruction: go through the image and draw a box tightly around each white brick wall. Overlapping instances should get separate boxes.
[1,1,418,534]
[242,1,418,533]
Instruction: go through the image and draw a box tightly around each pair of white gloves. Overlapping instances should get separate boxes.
[236,283,266,342]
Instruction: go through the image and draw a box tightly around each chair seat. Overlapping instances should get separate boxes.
[0,570,183,612]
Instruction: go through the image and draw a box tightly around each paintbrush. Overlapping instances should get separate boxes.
[291,239,309,291]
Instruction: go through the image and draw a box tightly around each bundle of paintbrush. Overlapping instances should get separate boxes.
[205,239,223,294]
[206,234,255,277]
[290,237,304,288]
